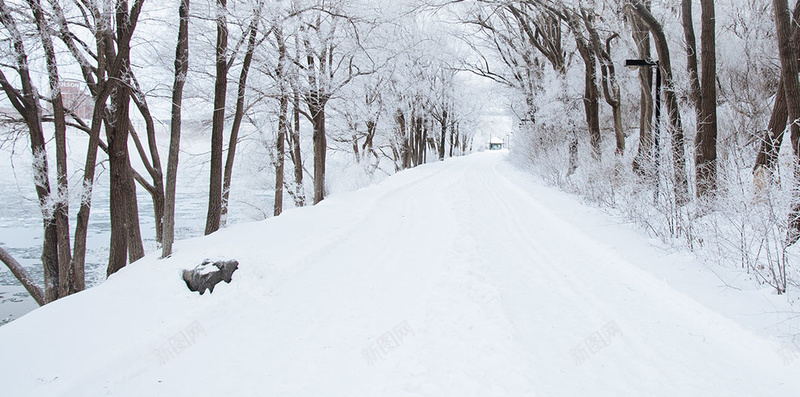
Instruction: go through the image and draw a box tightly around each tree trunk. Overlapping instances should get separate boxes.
[395,109,410,170]
[682,0,702,116]
[754,0,800,191]
[627,4,654,176]
[46,0,105,290]
[407,116,413,168]
[311,101,327,204]
[222,14,258,226]
[583,52,601,160]
[206,0,228,235]
[290,89,305,207]
[413,116,422,166]
[611,92,624,155]
[566,11,601,160]
[70,17,114,289]
[695,0,718,197]
[275,28,288,217]
[0,246,44,306]
[0,0,60,302]
[773,0,800,244]
[106,0,145,275]
[584,12,624,156]
[421,118,428,164]
[276,95,288,216]
[363,119,377,159]
[72,84,109,289]
[402,111,409,169]
[125,172,144,263]
[568,128,579,176]
[302,28,329,205]
[755,78,788,190]
[449,121,455,157]
[439,109,447,160]
[129,75,165,243]
[106,82,134,275]
[28,0,73,296]
[163,0,190,258]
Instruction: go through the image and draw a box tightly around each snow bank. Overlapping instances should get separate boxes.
[1,151,798,396]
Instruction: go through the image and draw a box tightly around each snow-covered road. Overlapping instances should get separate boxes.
[1,151,798,396]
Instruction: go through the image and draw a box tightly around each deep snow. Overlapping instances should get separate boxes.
[1,151,798,396]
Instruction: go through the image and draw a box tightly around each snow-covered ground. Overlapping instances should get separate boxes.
[1,150,798,396]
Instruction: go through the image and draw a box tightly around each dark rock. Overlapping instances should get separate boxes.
[182,259,239,295]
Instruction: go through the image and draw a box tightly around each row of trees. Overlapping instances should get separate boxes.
[459,0,707,197]
[452,0,798,292]
[0,0,480,305]
[5,0,796,302]
[462,0,794,228]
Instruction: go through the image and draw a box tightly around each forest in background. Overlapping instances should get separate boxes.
[463,0,800,297]
[0,0,799,308]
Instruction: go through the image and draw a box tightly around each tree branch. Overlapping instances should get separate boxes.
[0,246,44,306]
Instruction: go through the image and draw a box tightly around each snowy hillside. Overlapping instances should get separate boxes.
[1,151,798,396]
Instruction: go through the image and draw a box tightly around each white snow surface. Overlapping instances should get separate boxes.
[1,151,798,396]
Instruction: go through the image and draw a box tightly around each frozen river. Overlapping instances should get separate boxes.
[0,129,276,325]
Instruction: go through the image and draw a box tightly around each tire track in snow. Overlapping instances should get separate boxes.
[458,152,797,395]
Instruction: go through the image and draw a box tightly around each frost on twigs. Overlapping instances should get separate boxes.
[182,259,238,295]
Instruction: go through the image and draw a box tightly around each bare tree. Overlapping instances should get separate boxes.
[584,10,624,156]
[361,76,384,169]
[128,72,165,244]
[297,3,363,204]
[51,0,141,284]
[772,0,800,243]
[222,6,263,224]
[430,67,455,161]
[683,0,718,197]
[696,0,718,198]
[753,0,800,191]
[273,27,289,216]
[682,0,702,131]
[106,0,147,276]
[162,0,190,258]
[26,0,72,296]
[205,0,229,235]
[288,33,306,208]
[302,20,330,204]
[0,0,59,301]
[563,7,601,159]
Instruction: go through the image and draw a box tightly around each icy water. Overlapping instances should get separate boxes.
[0,165,194,324]
[0,130,275,325]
